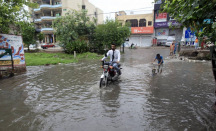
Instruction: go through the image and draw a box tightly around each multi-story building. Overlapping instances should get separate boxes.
[115,11,154,47]
[153,0,182,45]
[30,0,103,44]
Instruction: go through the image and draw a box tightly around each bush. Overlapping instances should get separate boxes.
[65,39,89,54]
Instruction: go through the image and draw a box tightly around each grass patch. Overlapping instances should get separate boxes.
[25,52,102,66]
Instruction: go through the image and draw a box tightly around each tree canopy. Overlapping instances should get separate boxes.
[0,0,37,34]
[20,21,36,50]
[37,33,45,43]
[160,0,216,42]
[53,9,96,53]
[94,19,131,48]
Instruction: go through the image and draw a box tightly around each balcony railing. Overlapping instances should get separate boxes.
[34,4,62,12]
[35,19,42,22]
[41,28,54,32]
[41,16,56,20]
[34,16,57,23]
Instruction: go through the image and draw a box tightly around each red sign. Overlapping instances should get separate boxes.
[156,13,167,19]
[131,27,154,34]
[155,13,167,22]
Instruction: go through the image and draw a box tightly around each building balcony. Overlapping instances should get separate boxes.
[41,28,54,34]
[41,16,56,20]
[35,19,42,23]
[34,16,56,23]
[34,4,62,12]
[35,28,41,33]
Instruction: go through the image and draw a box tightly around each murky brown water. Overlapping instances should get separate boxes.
[0,48,216,131]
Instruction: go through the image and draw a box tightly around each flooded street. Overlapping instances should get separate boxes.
[1,48,216,131]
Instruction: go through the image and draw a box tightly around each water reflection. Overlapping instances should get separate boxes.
[148,61,216,130]
[0,49,216,131]
[100,85,121,118]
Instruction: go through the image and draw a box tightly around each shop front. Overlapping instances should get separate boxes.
[128,27,154,47]
[154,20,182,44]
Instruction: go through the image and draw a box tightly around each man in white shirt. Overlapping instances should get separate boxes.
[101,43,121,76]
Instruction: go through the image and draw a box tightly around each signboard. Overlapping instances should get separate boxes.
[156,28,169,36]
[0,34,26,67]
[155,13,167,22]
[131,27,154,34]
[154,21,182,28]
[185,30,194,38]
[204,19,212,24]
[155,0,162,4]
[154,22,168,28]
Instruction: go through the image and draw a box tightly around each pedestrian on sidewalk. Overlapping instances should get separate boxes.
[201,37,205,50]
[170,42,174,56]
[174,41,178,54]
[194,37,199,50]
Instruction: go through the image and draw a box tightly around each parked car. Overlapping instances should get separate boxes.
[165,36,175,47]
[41,43,55,49]
[157,42,165,46]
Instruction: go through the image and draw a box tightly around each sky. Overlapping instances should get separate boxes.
[88,0,155,20]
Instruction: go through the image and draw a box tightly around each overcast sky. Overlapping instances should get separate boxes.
[89,0,155,20]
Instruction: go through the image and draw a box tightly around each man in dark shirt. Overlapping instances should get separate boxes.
[152,54,164,73]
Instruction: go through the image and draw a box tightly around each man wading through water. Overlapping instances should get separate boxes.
[151,54,164,74]
[101,43,121,79]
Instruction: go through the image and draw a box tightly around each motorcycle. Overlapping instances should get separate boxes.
[205,41,214,49]
[99,54,122,88]
[129,44,137,49]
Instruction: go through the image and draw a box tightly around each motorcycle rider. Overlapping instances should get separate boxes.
[130,43,134,49]
[101,43,121,77]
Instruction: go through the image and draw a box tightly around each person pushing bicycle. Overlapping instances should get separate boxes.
[151,54,164,74]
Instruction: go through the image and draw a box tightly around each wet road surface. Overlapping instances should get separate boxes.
[0,48,216,131]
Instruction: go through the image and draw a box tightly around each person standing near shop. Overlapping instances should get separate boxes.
[174,41,178,54]
[194,37,199,50]
[170,42,174,56]
[201,37,205,50]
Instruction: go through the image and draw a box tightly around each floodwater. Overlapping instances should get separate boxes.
[0,48,216,131]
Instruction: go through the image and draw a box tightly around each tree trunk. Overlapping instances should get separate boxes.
[123,43,124,53]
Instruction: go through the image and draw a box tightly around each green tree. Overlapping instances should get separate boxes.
[20,22,36,51]
[37,32,45,47]
[53,9,96,53]
[160,0,216,42]
[94,19,131,49]
[0,0,38,34]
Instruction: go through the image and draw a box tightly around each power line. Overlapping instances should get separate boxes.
[87,6,154,16]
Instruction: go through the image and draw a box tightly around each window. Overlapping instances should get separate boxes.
[126,19,138,27]
[82,5,86,9]
[94,12,97,17]
[148,21,152,26]
[63,9,67,11]
[55,2,60,5]
[139,19,146,27]
[56,13,61,17]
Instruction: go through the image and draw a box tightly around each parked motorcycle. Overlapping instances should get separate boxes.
[129,44,137,49]
[205,41,214,49]
[99,54,122,88]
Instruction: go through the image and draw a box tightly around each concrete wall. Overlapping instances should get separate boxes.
[116,11,154,27]
[96,7,103,24]
[83,0,103,24]
[61,0,82,16]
